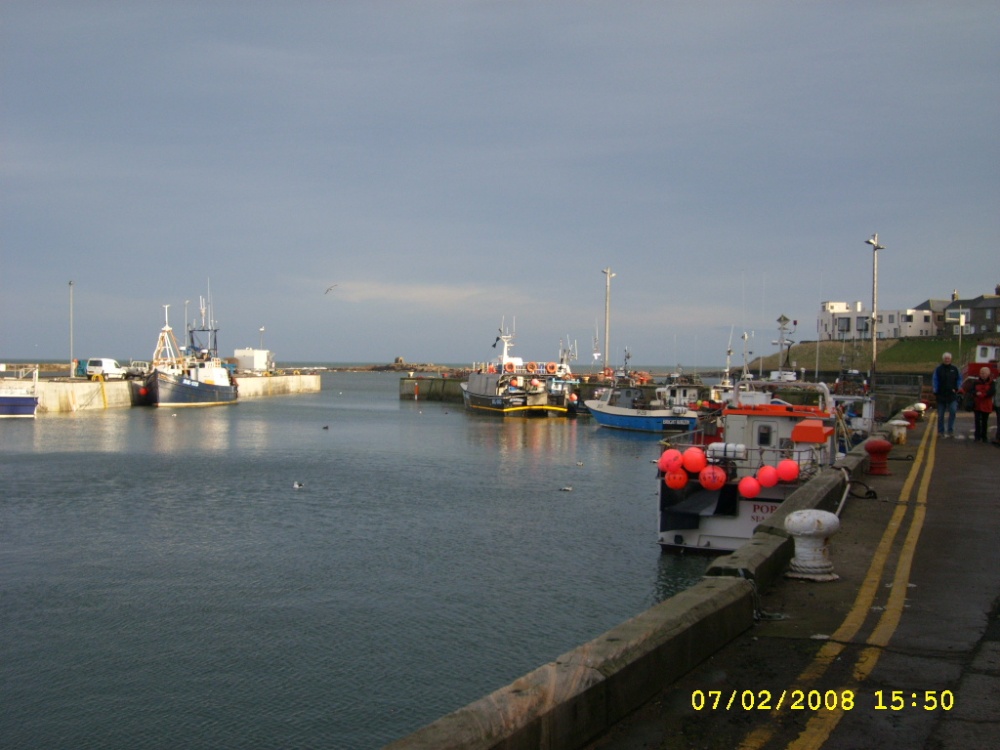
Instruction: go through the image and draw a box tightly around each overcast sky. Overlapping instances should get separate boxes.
[3,2,997,368]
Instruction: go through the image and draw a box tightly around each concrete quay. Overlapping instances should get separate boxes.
[32,373,320,413]
[384,430,875,749]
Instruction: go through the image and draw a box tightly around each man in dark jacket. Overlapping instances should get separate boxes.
[932,352,963,438]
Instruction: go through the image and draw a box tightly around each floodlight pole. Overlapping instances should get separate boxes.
[602,267,615,372]
[69,280,74,377]
[865,233,885,394]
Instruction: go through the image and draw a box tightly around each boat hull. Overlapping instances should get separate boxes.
[132,371,238,407]
[0,394,39,418]
[657,481,785,553]
[585,402,697,433]
[461,372,572,417]
[461,386,568,417]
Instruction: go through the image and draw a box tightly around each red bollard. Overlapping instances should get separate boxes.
[865,438,893,476]
[902,410,918,429]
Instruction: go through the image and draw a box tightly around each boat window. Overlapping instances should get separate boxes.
[757,424,773,447]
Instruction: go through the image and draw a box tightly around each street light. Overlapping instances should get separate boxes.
[259,327,266,349]
[68,280,74,377]
[602,267,615,373]
[865,233,885,393]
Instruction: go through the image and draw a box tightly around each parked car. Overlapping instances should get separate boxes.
[85,358,127,380]
[124,360,150,379]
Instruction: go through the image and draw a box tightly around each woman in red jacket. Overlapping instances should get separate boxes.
[972,367,996,443]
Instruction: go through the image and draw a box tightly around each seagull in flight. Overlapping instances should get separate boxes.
[325,284,338,294]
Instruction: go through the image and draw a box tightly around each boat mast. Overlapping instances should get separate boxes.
[151,304,183,369]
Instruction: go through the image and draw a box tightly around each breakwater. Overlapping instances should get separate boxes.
[32,373,321,413]
[384,442,870,749]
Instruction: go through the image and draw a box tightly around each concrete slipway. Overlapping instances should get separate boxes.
[386,412,1000,750]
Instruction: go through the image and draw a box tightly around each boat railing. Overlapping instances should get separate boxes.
[0,364,40,381]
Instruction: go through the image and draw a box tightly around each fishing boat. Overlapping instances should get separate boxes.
[585,348,726,434]
[461,328,579,417]
[0,365,40,418]
[585,371,722,434]
[130,298,238,408]
[656,379,838,553]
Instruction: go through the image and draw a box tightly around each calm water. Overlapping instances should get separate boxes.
[1,372,708,749]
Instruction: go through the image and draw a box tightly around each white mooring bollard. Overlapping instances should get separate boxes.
[784,509,840,581]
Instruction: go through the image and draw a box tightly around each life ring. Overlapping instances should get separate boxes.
[602,367,614,378]
[545,362,558,374]
[503,362,516,373]
[526,361,537,373]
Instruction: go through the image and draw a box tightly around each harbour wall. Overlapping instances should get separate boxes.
[384,444,870,750]
[34,374,321,414]
[399,376,466,402]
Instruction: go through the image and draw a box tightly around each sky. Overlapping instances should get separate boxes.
[3,2,998,368]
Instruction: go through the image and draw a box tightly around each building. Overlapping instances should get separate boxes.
[817,301,936,342]
[943,286,1000,336]
[818,285,999,342]
[234,347,276,373]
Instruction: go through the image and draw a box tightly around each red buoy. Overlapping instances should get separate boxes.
[657,448,683,473]
[699,464,726,491]
[681,447,707,473]
[664,470,689,490]
[757,465,779,488]
[738,476,761,498]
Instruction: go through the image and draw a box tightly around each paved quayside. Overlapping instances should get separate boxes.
[584,410,1000,750]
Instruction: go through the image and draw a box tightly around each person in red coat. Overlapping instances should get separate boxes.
[972,367,996,443]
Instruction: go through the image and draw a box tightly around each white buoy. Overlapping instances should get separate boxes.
[785,509,840,581]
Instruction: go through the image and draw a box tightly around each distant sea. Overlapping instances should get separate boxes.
[1,372,709,749]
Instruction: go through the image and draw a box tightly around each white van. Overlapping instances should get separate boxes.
[85,358,127,380]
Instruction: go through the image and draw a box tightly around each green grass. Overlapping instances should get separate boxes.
[749,334,998,375]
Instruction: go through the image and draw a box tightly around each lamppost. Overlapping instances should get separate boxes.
[865,233,885,393]
[259,327,266,349]
[602,267,615,372]
[68,280,74,376]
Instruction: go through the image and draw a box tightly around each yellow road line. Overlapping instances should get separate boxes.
[786,430,936,750]
[738,426,934,750]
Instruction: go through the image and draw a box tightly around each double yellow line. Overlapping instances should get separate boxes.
[739,426,937,750]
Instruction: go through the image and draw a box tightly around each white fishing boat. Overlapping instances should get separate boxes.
[657,379,838,553]
[0,364,40,418]
[461,327,579,417]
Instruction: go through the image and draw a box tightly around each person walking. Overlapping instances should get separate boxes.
[993,373,1000,446]
[972,367,996,443]
[932,352,963,438]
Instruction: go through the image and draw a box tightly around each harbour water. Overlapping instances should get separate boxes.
[1,372,709,749]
